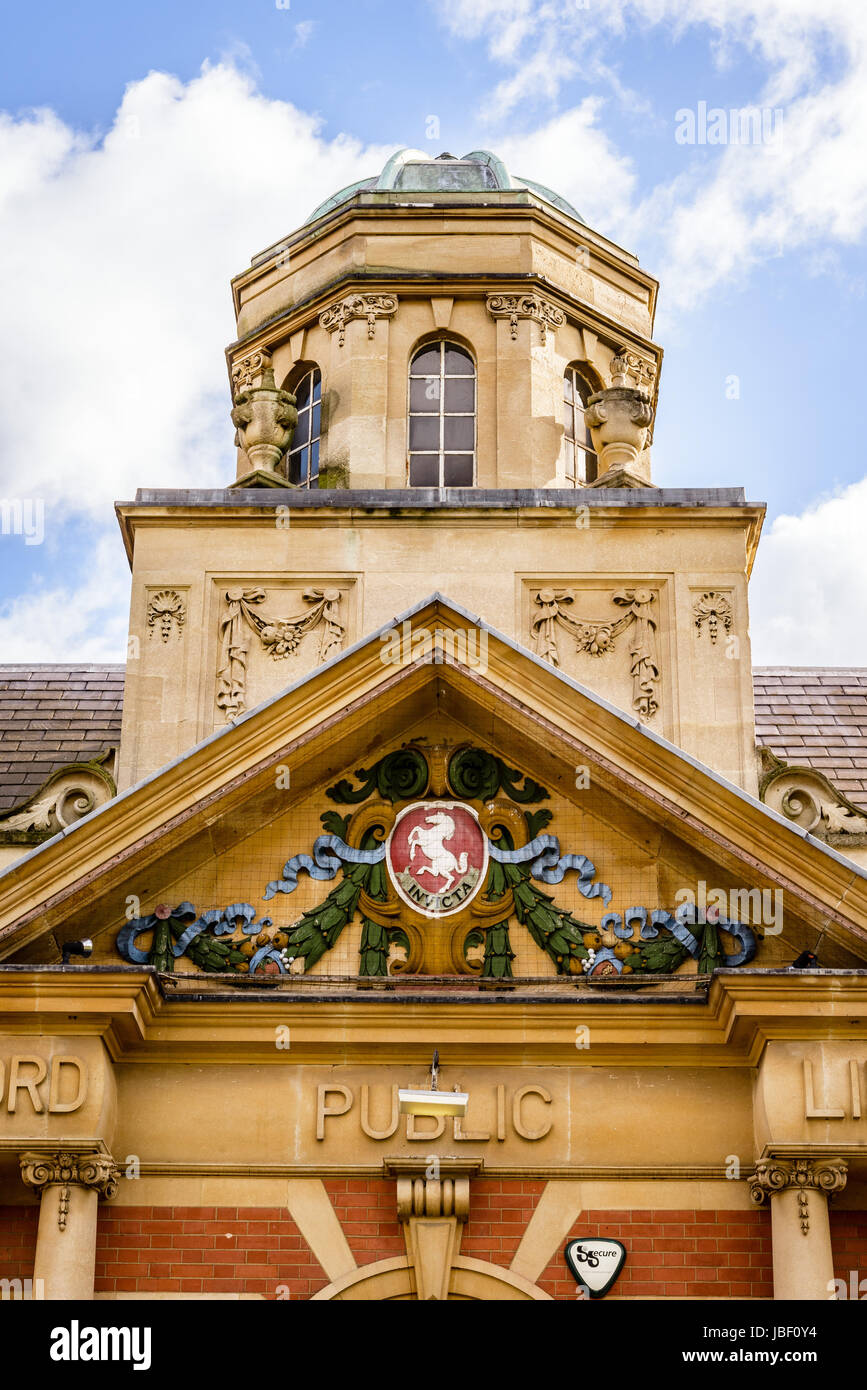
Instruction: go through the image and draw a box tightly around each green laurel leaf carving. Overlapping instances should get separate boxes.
[326,748,429,804]
[448,747,549,804]
[482,921,515,979]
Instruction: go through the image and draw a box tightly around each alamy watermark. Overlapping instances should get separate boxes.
[675,102,783,146]
[1,498,44,546]
[675,879,783,933]
[379,621,488,673]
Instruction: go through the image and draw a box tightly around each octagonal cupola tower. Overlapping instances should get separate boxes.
[115,146,762,801]
[227,147,662,491]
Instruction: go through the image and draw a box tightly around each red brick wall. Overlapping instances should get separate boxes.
[0,1205,39,1287]
[461,1179,545,1267]
[322,1177,544,1271]
[94,1206,327,1298]
[538,1209,773,1300]
[831,1211,867,1297]
[322,1178,405,1265]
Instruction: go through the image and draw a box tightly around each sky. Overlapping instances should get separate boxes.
[1,0,866,663]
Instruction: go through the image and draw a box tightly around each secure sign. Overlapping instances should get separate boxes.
[565,1239,627,1298]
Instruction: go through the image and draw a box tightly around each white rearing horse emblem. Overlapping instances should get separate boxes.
[408,812,469,894]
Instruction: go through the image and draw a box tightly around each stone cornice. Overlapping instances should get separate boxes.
[224,269,662,403]
[2,968,867,1064]
[114,495,765,575]
[233,200,657,316]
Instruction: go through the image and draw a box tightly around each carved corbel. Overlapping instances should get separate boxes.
[319,294,398,347]
[20,1151,120,1230]
[385,1157,482,1301]
[486,293,565,344]
[749,1156,847,1234]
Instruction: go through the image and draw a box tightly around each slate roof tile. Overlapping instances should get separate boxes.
[754,665,867,804]
[0,664,124,814]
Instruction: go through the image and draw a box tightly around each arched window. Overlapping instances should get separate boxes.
[408,341,476,487]
[562,366,598,485]
[287,366,321,487]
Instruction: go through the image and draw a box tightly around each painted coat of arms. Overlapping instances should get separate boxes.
[386,802,489,917]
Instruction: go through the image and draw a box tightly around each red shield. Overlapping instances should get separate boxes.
[386,801,488,918]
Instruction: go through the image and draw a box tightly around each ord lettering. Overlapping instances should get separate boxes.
[0,1056,88,1114]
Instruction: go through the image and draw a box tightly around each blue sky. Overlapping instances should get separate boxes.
[1,0,866,662]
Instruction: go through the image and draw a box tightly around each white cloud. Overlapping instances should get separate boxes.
[750,478,867,664]
[0,64,391,659]
[0,533,129,661]
[293,21,317,49]
[496,102,637,231]
[437,0,867,311]
[0,63,390,518]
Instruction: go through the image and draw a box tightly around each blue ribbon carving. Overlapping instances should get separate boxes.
[117,901,272,965]
[263,834,386,900]
[488,834,612,905]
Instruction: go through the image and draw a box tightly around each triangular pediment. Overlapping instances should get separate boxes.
[1,595,866,979]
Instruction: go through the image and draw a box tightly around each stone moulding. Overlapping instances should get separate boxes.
[748,1156,847,1235]
[486,292,565,344]
[319,293,398,347]
[216,586,345,719]
[147,589,186,643]
[531,587,660,720]
[758,747,867,838]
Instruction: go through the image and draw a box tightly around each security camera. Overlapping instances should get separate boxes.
[61,939,93,964]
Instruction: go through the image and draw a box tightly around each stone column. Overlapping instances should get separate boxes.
[385,1158,482,1301]
[20,1151,119,1300]
[749,1156,847,1301]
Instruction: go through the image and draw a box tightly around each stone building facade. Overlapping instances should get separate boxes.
[1,148,866,1302]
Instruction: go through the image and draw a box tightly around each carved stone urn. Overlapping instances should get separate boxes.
[230,349,297,486]
[585,348,655,487]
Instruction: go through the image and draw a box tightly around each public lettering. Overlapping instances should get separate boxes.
[316,1082,554,1143]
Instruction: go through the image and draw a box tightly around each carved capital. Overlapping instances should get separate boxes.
[231,348,274,396]
[319,293,398,347]
[610,344,657,391]
[20,1151,119,1229]
[486,293,564,344]
[749,1156,847,1234]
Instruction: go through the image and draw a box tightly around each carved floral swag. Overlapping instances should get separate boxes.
[216,587,344,719]
[531,587,660,720]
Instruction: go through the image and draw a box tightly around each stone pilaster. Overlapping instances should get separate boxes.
[20,1150,119,1301]
[749,1155,847,1301]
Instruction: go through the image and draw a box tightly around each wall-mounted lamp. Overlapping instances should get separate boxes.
[790,950,819,969]
[398,1050,468,1118]
[61,939,93,964]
